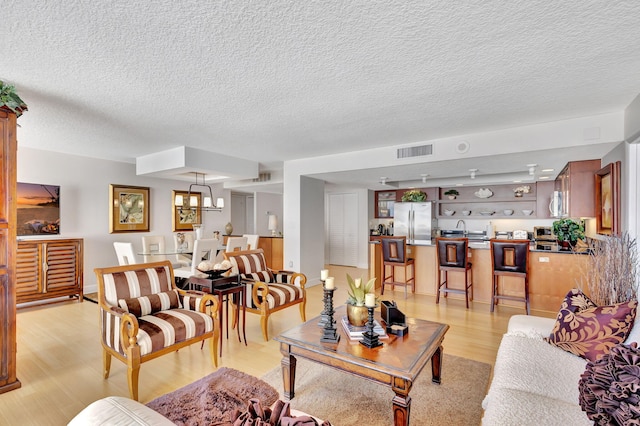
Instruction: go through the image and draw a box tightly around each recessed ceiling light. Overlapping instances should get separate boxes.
[456,183,464,186]
[513,180,522,183]
[542,168,554,173]
[539,176,550,180]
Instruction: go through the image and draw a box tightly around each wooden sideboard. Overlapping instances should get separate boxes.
[223,236,284,270]
[16,238,83,304]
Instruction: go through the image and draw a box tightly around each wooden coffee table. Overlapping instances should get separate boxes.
[274,305,449,426]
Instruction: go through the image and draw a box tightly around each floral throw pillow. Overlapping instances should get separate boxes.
[546,289,637,362]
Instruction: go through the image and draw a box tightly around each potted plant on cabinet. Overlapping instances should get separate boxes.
[0,80,28,118]
[346,273,376,326]
[444,189,459,200]
[401,189,427,202]
[552,218,585,249]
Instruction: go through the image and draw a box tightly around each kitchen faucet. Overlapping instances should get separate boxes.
[456,219,466,233]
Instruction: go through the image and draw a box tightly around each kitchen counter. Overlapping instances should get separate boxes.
[370,238,587,254]
[369,240,590,313]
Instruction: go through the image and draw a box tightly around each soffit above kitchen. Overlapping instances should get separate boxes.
[4,1,640,190]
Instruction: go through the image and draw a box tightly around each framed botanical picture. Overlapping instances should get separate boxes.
[172,190,201,231]
[109,184,150,233]
[595,161,621,236]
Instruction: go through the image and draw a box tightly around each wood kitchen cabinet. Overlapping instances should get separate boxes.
[555,159,601,218]
[16,238,83,304]
[375,190,396,218]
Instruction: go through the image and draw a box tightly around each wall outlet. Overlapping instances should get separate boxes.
[539,257,550,263]
[289,261,293,267]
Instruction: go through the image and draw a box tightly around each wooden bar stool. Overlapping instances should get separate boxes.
[435,237,473,308]
[490,239,531,315]
[380,236,415,298]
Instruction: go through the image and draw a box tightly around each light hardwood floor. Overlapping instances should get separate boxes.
[0,265,554,425]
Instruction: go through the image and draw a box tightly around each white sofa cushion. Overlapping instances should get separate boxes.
[488,333,587,405]
[68,396,173,426]
[481,387,591,426]
[507,314,555,336]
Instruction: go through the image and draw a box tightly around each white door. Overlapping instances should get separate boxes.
[328,193,358,266]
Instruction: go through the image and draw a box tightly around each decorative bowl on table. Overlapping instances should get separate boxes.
[196,267,231,279]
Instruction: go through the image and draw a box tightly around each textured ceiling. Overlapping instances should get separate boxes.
[3,1,640,188]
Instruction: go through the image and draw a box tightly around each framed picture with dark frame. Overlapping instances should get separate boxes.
[172,190,202,231]
[595,161,621,236]
[109,184,150,233]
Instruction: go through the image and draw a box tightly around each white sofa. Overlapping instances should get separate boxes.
[481,315,592,425]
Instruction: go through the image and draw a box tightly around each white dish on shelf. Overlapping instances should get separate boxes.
[462,210,471,216]
[474,188,493,198]
[503,209,514,216]
[479,211,494,216]
[443,210,455,216]
[522,209,534,216]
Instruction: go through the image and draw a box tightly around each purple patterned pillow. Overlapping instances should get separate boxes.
[546,289,637,362]
[579,343,640,424]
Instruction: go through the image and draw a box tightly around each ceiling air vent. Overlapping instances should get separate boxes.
[397,144,432,159]
[252,172,271,182]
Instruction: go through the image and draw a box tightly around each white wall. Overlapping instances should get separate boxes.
[254,192,283,236]
[17,147,231,293]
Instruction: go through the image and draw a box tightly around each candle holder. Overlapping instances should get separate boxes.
[320,287,340,343]
[360,305,383,348]
[318,279,329,327]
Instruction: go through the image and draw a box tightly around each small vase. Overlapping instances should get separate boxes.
[448,195,456,200]
[224,222,233,235]
[347,304,368,327]
[514,192,523,198]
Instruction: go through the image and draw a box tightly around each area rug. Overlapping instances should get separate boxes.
[147,367,279,425]
[261,355,492,426]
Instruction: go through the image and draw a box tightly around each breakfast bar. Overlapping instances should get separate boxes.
[369,240,590,313]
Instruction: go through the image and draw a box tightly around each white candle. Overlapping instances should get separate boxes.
[320,269,329,280]
[365,293,376,307]
[354,278,362,288]
[325,277,335,289]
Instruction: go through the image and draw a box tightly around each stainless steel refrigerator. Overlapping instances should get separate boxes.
[393,201,437,243]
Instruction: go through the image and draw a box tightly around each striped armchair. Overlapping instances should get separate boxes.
[224,249,306,341]
[94,261,219,401]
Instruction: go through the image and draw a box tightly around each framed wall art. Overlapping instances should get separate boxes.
[17,182,60,236]
[595,161,621,236]
[172,190,201,231]
[109,184,150,233]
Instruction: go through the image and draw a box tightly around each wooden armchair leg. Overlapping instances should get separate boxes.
[209,336,218,368]
[260,314,269,341]
[299,300,306,322]
[127,363,141,401]
[103,349,112,379]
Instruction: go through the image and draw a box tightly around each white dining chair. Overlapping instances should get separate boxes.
[113,242,139,266]
[242,234,260,250]
[174,238,220,280]
[225,236,248,253]
[142,235,182,268]
[173,232,195,267]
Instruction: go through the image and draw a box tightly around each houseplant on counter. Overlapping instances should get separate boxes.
[401,189,427,202]
[0,80,28,118]
[444,189,459,200]
[346,273,376,326]
[552,218,585,248]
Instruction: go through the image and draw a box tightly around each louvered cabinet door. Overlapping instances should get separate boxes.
[15,242,42,301]
[16,239,83,304]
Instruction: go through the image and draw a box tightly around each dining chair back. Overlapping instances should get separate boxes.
[225,236,248,253]
[174,238,220,279]
[141,235,168,263]
[173,232,195,267]
[113,242,139,266]
[242,234,260,250]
